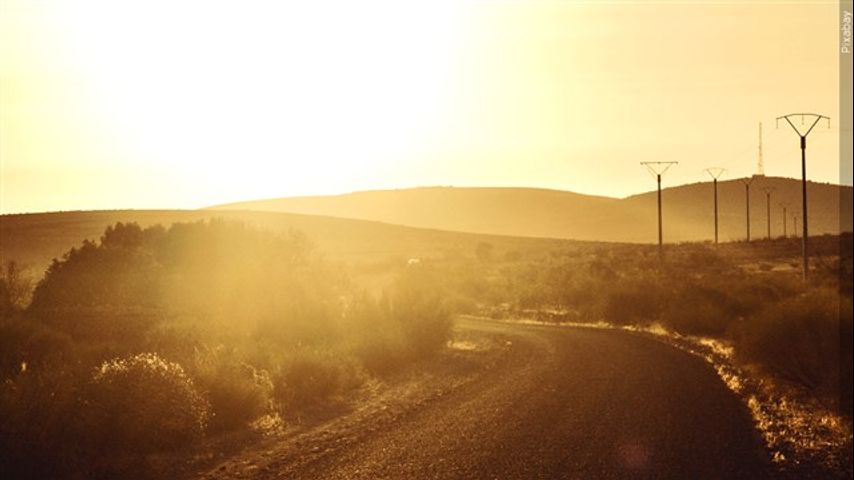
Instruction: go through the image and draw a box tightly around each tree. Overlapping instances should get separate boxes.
[0,261,33,316]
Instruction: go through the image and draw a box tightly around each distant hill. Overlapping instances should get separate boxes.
[0,209,579,278]
[210,177,852,243]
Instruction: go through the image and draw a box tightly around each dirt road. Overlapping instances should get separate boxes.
[198,318,771,479]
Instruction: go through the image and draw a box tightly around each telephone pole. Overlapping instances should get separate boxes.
[761,187,775,240]
[641,162,678,257]
[740,177,755,242]
[793,214,799,238]
[779,202,789,238]
[776,113,830,281]
[705,168,726,245]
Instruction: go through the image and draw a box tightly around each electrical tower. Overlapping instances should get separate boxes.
[705,167,726,245]
[776,113,831,281]
[740,177,755,241]
[761,186,775,240]
[641,162,678,257]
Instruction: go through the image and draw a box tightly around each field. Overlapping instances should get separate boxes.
[0,212,851,479]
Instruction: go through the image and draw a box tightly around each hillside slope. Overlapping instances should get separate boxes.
[210,178,852,243]
[0,209,577,277]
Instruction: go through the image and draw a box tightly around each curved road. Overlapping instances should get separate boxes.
[200,318,772,479]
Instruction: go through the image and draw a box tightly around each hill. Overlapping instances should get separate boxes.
[0,209,578,278]
[210,177,853,243]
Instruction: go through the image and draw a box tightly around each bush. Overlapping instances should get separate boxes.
[735,288,853,408]
[192,347,273,432]
[599,277,665,326]
[274,349,364,410]
[660,283,736,336]
[0,316,74,378]
[0,366,89,479]
[353,333,410,375]
[344,293,411,374]
[387,270,454,357]
[83,353,209,454]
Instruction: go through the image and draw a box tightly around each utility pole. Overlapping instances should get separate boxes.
[793,214,799,238]
[705,168,726,245]
[762,187,775,240]
[756,122,765,177]
[776,113,830,281]
[740,177,755,242]
[779,202,789,238]
[641,162,678,257]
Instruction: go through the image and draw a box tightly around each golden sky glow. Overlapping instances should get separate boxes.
[0,0,843,213]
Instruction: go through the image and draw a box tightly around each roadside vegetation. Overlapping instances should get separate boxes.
[454,234,853,418]
[1,220,850,478]
[0,221,453,479]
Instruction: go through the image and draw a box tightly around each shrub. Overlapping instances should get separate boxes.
[192,347,273,432]
[0,315,74,378]
[274,349,364,410]
[353,333,410,375]
[83,353,209,454]
[599,277,665,326]
[660,283,735,336]
[735,288,853,408]
[387,270,454,357]
[344,293,410,374]
[0,366,89,479]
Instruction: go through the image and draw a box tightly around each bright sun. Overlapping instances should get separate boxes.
[44,1,464,202]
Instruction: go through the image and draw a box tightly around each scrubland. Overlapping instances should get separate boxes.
[0,221,452,478]
[0,220,850,478]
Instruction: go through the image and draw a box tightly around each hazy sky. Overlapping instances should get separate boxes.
[0,0,844,213]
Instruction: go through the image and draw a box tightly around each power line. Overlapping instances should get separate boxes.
[776,112,831,281]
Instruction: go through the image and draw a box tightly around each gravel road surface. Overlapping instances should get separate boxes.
[198,318,771,479]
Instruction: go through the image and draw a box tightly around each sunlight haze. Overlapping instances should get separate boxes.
[0,0,843,213]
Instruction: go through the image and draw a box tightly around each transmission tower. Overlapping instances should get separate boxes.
[761,186,775,240]
[641,162,678,257]
[776,113,830,281]
[705,167,726,245]
[740,177,755,242]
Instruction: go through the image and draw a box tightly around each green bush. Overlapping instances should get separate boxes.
[83,353,209,454]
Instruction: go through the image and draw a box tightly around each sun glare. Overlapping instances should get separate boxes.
[0,0,841,213]
[4,1,464,208]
